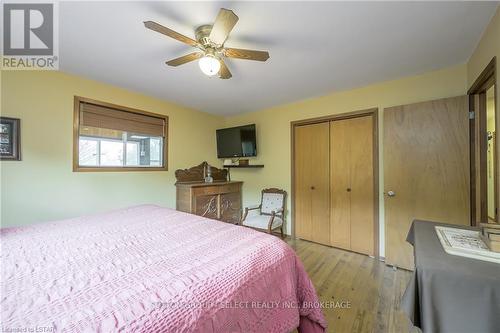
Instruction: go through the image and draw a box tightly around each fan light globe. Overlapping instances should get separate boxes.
[198,55,221,76]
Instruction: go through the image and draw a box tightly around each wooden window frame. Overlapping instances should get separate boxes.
[73,96,168,172]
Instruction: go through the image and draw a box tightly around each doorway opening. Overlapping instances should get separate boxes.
[486,85,497,222]
[469,57,497,226]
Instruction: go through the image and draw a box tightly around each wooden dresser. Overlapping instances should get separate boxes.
[175,162,243,224]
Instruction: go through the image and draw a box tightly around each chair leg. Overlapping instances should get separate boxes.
[267,215,274,234]
[280,226,284,239]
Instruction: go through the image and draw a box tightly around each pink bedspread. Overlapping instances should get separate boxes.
[1,205,326,332]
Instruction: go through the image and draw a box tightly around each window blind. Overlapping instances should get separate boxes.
[79,102,165,137]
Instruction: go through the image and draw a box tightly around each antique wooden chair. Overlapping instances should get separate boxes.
[240,188,287,237]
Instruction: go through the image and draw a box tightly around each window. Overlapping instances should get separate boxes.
[73,97,168,171]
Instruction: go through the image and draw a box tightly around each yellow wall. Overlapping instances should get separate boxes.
[224,64,468,255]
[467,7,499,97]
[0,71,223,227]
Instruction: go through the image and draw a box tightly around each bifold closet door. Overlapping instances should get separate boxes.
[330,119,351,250]
[348,116,374,256]
[330,116,374,256]
[294,122,330,245]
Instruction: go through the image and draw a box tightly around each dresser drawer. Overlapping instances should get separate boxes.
[193,183,240,196]
[220,183,241,193]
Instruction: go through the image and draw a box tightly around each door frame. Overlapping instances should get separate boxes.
[468,57,497,225]
[290,108,380,257]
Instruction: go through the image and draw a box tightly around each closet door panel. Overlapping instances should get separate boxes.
[294,125,313,241]
[349,116,375,256]
[311,122,331,245]
[294,122,330,245]
[330,119,351,249]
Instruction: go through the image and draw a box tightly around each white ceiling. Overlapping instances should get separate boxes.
[60,1,498,116]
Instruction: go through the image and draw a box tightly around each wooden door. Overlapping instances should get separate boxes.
[349,116,375,256]
[384,96,469,270]
[330,119,352,250]
[294,122,330,245]
[330,116,375,256]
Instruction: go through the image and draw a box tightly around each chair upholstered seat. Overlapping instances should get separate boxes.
[242,215,283,230]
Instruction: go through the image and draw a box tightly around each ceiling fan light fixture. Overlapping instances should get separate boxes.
[145,8,270,79]
[198,55,221,76]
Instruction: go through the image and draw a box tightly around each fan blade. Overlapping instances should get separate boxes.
[209,8,239,46]
[219,59,232,79]
[224,48,269,62]
[166,52,204,66]
[144,21,198,47]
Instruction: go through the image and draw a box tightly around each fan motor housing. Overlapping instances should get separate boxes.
[195,25,214,47]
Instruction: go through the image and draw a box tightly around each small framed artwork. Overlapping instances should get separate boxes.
[0,117,21,161]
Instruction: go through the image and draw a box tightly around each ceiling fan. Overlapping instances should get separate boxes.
[144,8,269,79]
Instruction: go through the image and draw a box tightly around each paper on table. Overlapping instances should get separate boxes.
[435,226,500,264]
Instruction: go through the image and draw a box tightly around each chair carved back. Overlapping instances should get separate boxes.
[260,188,287,216]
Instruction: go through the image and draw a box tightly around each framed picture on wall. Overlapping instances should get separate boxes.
[0,117,21,161]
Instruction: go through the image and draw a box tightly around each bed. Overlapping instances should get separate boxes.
[1,205,327,332]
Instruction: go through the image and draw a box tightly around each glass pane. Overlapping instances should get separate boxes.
[150,137,162,166]
[126,142,139,166]
[79,139,98,166]
[78,132,164,168]
[128,134,163,167]
[100,140,123,166]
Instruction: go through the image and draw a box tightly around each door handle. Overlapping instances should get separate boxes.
[346,188,351,192]
[310,186,315,190]
[387,190,396,197]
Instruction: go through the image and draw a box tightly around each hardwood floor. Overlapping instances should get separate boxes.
[286,238,419,333]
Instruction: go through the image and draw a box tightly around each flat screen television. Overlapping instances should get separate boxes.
[216,124,257,158]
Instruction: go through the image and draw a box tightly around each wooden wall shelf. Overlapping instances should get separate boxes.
[223,165,264,168]
[223,164,264,181]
